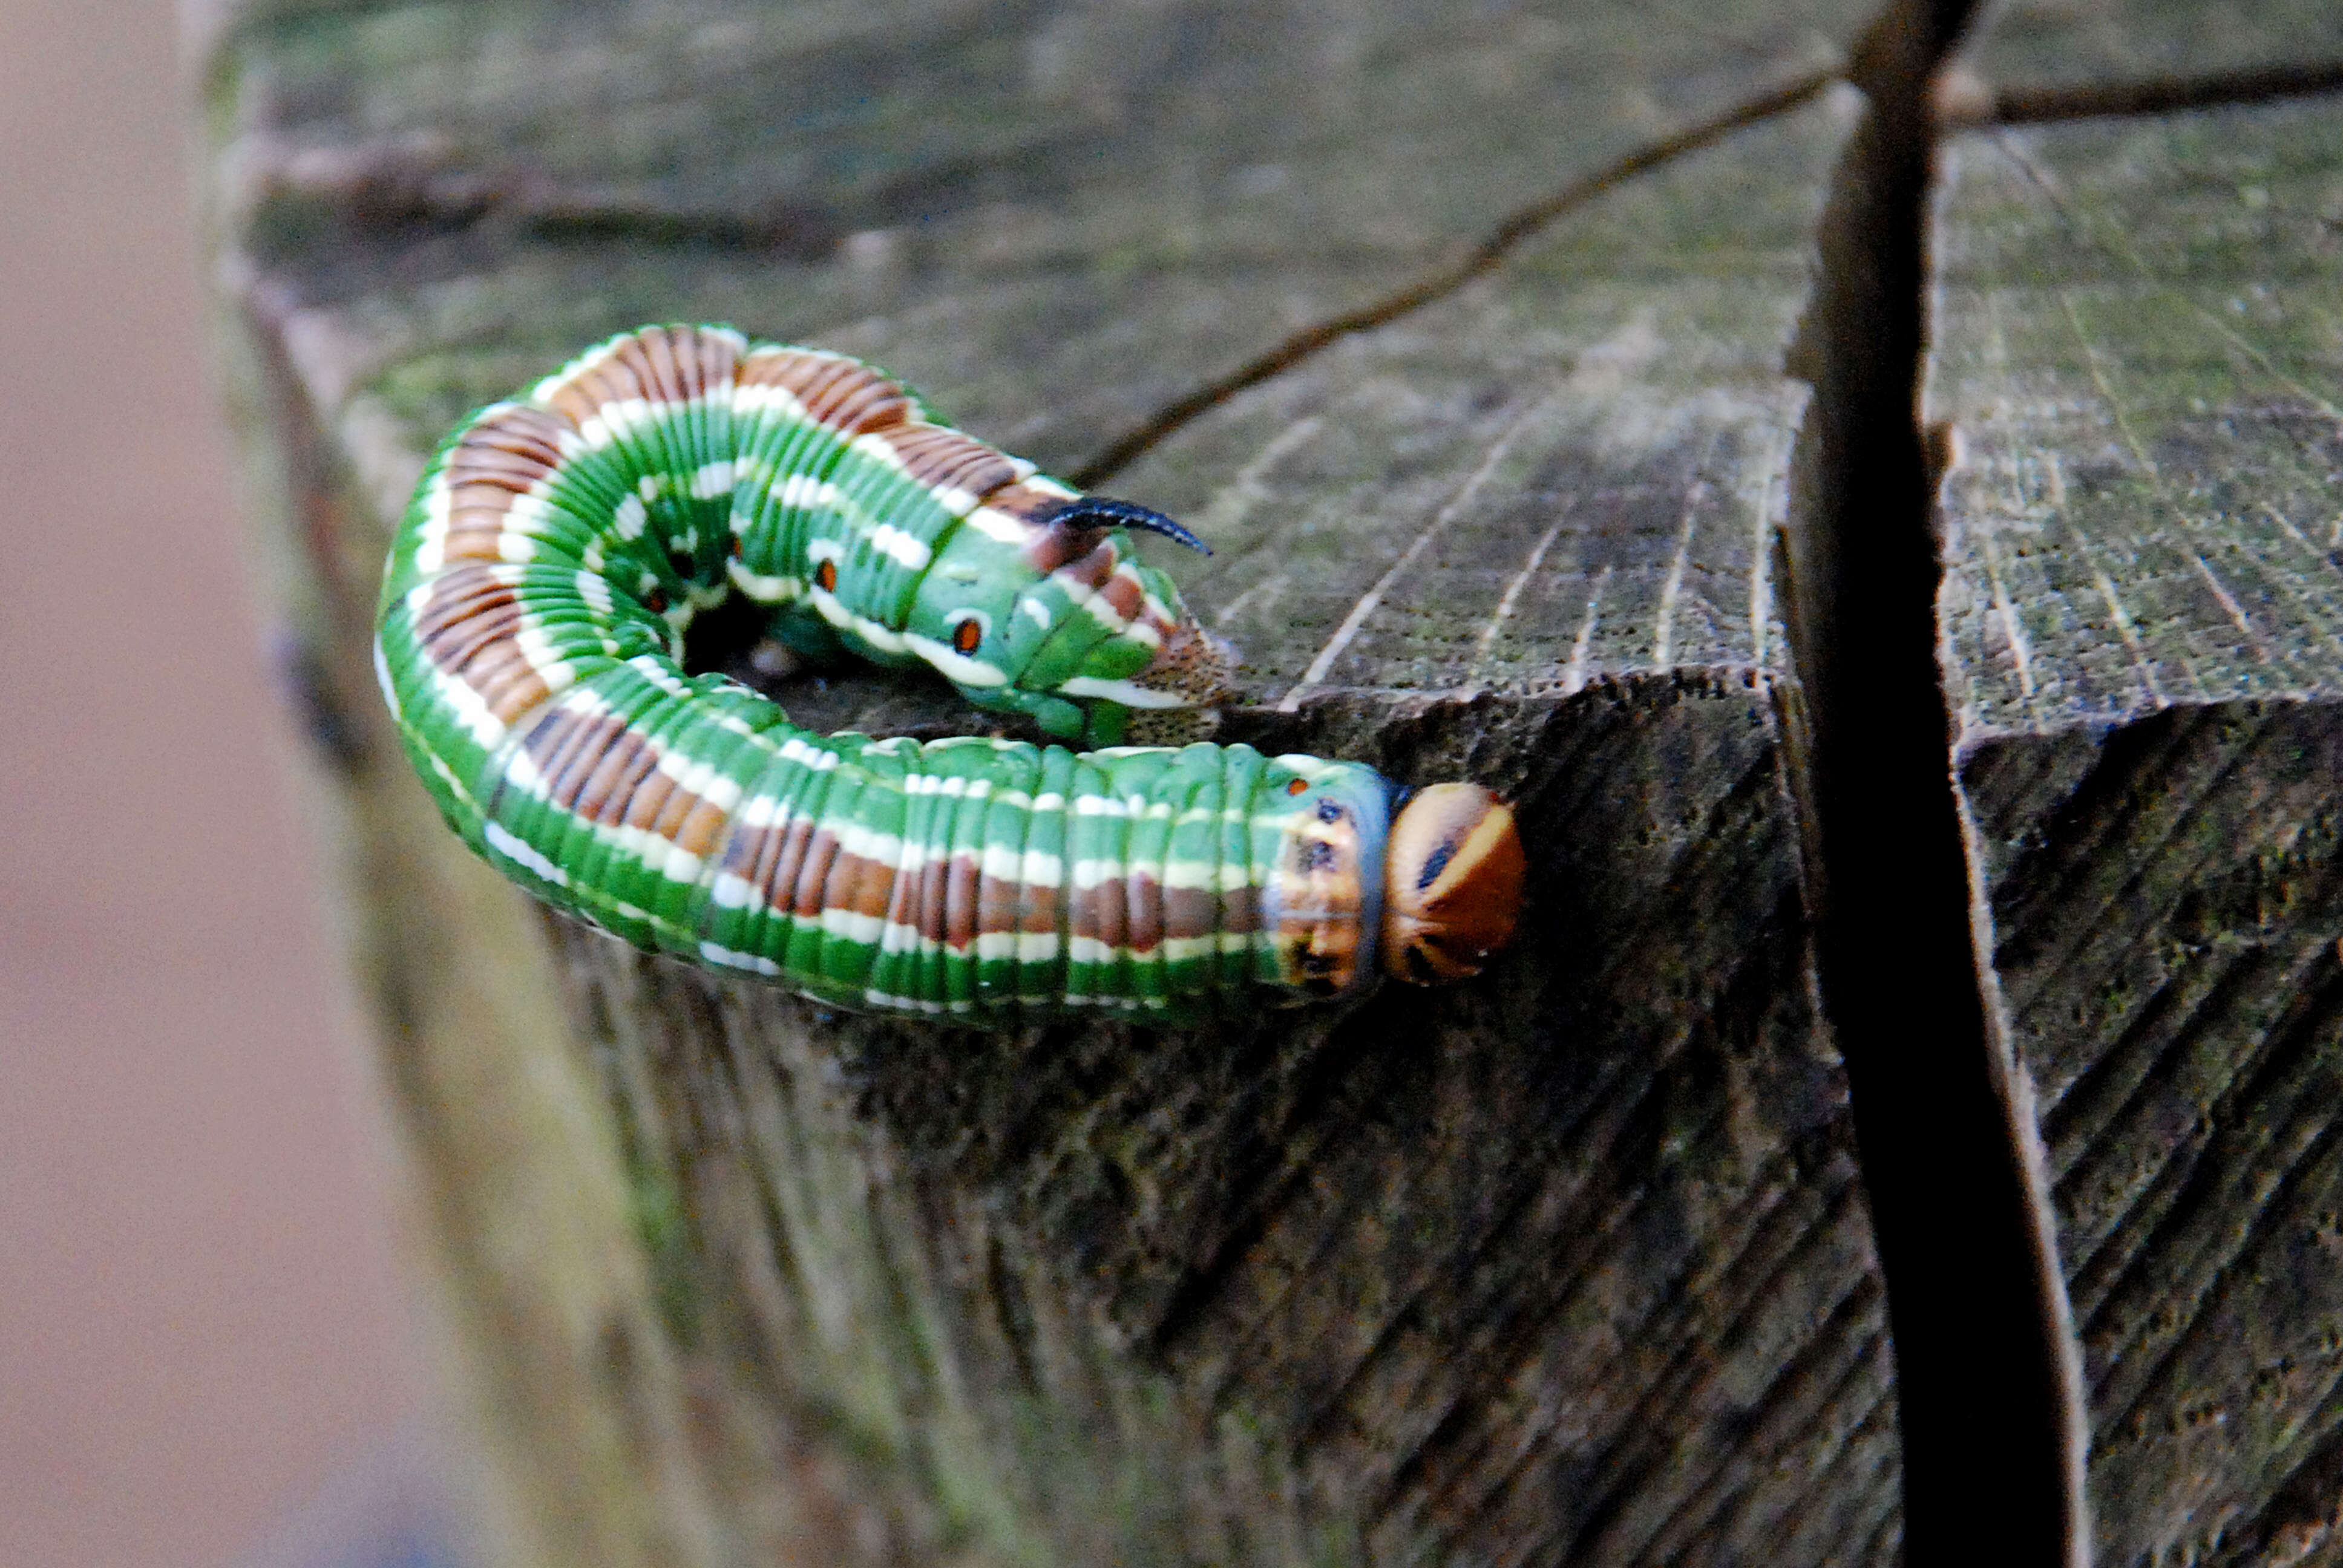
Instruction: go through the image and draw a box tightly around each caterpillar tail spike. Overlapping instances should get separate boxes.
[1041,495,1213,555]
[373,322,1524,1021]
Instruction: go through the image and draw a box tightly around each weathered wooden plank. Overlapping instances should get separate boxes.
[1928,4,2343,1560]
[207,2,1900,1563]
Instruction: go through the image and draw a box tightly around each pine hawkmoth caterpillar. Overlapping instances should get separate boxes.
[375,324,1523,1020]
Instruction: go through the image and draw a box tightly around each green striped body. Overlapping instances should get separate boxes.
[375,324,1391,1021]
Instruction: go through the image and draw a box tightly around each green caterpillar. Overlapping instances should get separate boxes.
[375,324,1522,1021]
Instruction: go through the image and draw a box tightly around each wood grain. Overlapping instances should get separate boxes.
[204,1,1907,1563]
[1930,2,2343,1558]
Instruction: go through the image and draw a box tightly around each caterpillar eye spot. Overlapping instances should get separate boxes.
[815,559,837,592]
[1285,778,1308,796]
[643,586,669,614]
[729,534,743,558]
[952,618,983,654]
[1316,798,1345,823]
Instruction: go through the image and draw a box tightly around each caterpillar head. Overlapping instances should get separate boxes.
[1382,783,1525,985]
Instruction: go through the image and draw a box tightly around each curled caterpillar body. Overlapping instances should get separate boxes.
[375,324,1521,1019]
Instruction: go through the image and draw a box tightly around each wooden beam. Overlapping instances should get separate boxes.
[204,1,1907,1561]
[1930,2,2343,1561]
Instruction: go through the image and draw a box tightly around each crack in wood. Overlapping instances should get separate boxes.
[1781,1,2085,1563]
[1069,68,1840,488]
[1948,57,2343,130]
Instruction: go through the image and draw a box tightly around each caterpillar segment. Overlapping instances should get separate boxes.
[375,323,1523,1019]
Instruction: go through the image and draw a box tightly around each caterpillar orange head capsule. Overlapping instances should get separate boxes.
[1383,783,1525,985]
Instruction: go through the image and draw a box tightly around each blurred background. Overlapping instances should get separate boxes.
[0,2,453,1565]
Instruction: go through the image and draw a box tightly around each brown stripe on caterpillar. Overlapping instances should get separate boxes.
[902,844,974,951]
[975,871,1021,947]
[712,809,788,893]
[823,843,897,926]
[660,322,742,409]
[1162,884,1217,944]
[870,423,1020,500]
[849,848,902,923]
[760,814,820,916]
[813,835,863,923]
[1231,881,1262,939]
[1048,539,1123,601]
[716,811,816,914]
[917,850,965,949]
[560,713,662,821]
[879,843,924,956]
[520,705,638,820]
[435,407,575,557]
[1124,870,1165,954]
[658,780,733,860]
[544,354,638,432]
[408,567,557,722]
[508,702,732,859]
[911,855,1073,951]
[467,650,554,724]
[689,326,744,403]
[620,748,727,851]
[555,715,647,822]
[410,563,520,663]
[737,345,913,435]
[1015,867,1060,941]
[790,825,845,920]
[1097,569,1145,625]
[446,442,557,493]
[631,326,691,408]
[540,356,631,430]
[459,405,572,469]
[942,849,980,950]
[679,797,735,860]
[894,841,937,949]
[1093,864,1135,955]
[807,357,914,435]
[517,706,660,829]
[437,518,527,568]
[542,325,739,431]
[439,477,536,555]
